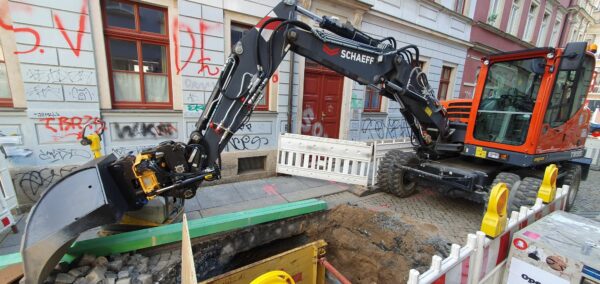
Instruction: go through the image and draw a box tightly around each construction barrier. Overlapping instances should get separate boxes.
[407,183,570,284]
[276,133,411,186]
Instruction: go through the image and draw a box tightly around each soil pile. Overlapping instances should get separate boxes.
[304,204,450,283]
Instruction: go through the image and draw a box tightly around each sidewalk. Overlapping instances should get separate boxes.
[0,175,354,255]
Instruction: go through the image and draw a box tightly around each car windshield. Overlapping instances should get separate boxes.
[474,57,546,145]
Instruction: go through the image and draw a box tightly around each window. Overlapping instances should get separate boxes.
[523,2,539,42]
[437,66,453,100]
[544,56,594,127]
[103,0,171,109]
[454,0,465,14]
[364,84,382,112]
[230,22,269,111]
[474,57,546,145]
[0,46,11,107]
[536,11,551,46]
[507,0,522,35]
[488,0,504,27]
[550,17,562,47]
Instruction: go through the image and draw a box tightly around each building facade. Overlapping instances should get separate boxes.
[459,0,598,99]
[0,0,471,209]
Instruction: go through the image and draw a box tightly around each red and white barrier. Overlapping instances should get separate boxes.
[407,185,570,284]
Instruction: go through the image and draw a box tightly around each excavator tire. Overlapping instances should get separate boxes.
[376,150,419,197]
[484,172,521,211]
[562,163,581,211]
[508,177,541,213]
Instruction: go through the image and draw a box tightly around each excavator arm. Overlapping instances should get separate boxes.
[20,1,451,282]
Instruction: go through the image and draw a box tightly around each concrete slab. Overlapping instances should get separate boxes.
[200,195,287,217]
[233,179,272,201]
[185,211,202,220]
[262,176,307,194]
[294,176,330,188]
[195,184,244,209]
[183,196,203,213]
[282,184,349,202]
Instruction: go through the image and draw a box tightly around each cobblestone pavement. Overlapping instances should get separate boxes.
[571,170,600,221]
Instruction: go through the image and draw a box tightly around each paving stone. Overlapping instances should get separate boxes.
[55,273,76,284]
[115,277,131,284]
[78,254,96,266]
[95,256,109,266]
[85,265,106,283]
[136,274,153,284]
[262,176,308,194]
[295,176,330,188]
[117,270,129,279]
[73,277,87,284]
[67,267,85,278]
[151,260,168,273]
[107,259,124,272]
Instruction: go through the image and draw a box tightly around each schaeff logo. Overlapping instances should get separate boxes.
[322,44,375,64]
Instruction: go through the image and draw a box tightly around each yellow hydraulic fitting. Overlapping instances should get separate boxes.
[537,164,558,203]
[84,133,102,158]
[481,182,508,238]
[250,271,295,284]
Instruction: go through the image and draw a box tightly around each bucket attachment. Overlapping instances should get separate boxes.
[20,155,130,284]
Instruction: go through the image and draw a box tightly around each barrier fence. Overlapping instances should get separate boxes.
[276,133,412,186]
[407,184,570,284]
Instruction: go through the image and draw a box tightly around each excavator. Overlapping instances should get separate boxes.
[19,0,596,282]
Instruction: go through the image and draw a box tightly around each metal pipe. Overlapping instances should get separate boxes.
[320,258,352,284]
[287,52,295,133]
[295,5,322,23]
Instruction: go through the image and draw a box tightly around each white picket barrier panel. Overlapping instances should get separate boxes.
[277,133,374,186]
[407,185,570,284]
[370,138,413,185]
[276,134,413,186]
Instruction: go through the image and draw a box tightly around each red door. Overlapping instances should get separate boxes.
[301,61,344,138]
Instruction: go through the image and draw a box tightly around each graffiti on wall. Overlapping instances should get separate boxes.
[25,84,63,101]
[301,107,326,137]
[111,145,154,157]
[12,166,77,202]
[65,87,98,102]
[38,148,91,162]
[174,18,220,76]
[226,135,269,151]
[39,115,104,142]
[24,67,95,85]
[111,122,178,141]
[0,1,88,56]
[360,118,411,140]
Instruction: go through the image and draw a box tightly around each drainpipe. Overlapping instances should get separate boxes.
[287,52,295,133]
[559,0,576,47]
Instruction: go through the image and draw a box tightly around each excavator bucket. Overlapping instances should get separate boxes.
[20,155,129,284]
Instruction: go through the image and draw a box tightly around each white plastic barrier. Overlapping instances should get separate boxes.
[407,185,570,284]
[276,134,412,186]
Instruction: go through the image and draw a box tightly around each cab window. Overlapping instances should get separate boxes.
[474,57,546,145]
[543,56,594,127]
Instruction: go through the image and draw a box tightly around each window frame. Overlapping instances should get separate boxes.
[507,0,522,36]
[0,58,11,108]
[488,0,505,28]
[454,0,465,14]
[523,1,539,42]
[102,0,173,109]
[229,21,270,111]
[550,14,562,47]
[536,9,551,46]
[363,84,383,112]
[437,66,453,100]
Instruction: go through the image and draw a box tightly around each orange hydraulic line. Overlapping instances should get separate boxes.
[320,258,352,284]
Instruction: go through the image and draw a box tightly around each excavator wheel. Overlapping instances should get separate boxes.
[376,150,419,197]
[508,177,541,213]
[561,164,581,211]
[484,172,521,212]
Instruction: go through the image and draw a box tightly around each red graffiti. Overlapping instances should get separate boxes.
[0,18,41,54]
[41,115,104,141]
[172,17,220,76]
[198,20,220,76]
[174,18,196,75]
[53,1,87,57]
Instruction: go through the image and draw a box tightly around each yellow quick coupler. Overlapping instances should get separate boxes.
[537,164,558,203]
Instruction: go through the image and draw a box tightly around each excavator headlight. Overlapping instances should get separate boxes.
[483,59,489,66]
[547,52,555,59]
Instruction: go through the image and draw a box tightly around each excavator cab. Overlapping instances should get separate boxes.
[462,42,595,166]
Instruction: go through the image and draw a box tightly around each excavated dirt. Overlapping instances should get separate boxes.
[303,204,450,283]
